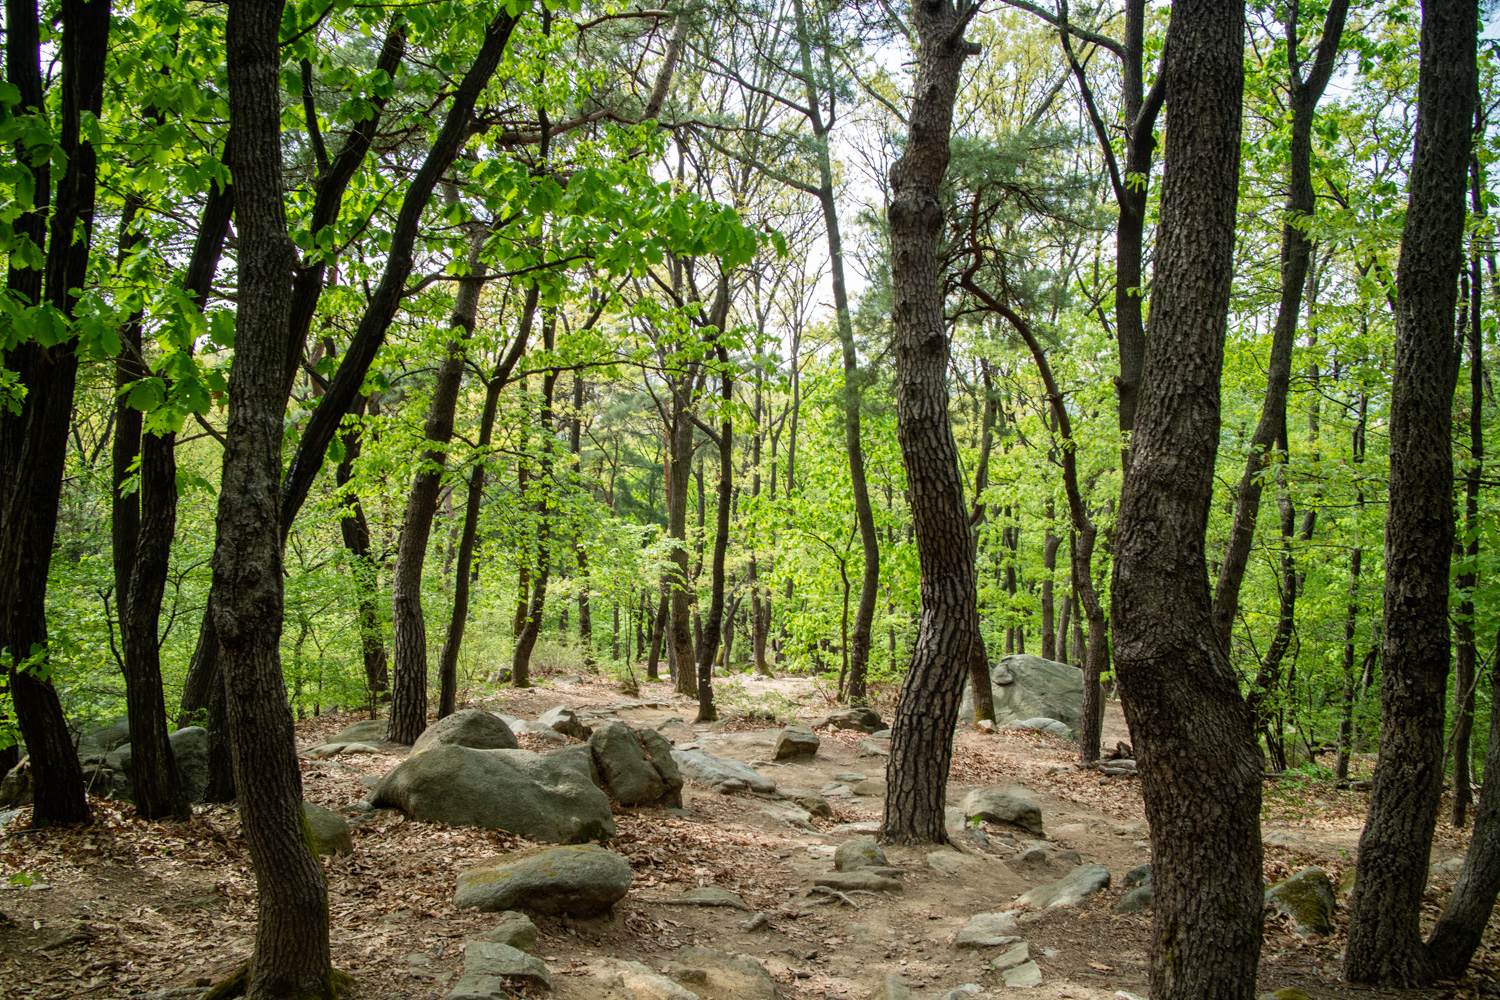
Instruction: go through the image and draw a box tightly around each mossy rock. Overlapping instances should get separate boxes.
[1265,867,1335,937]
[455,845,632,916]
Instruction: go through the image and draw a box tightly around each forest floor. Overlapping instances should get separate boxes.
[1,671,1496,1000]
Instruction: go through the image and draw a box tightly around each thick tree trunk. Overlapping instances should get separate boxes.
[1345,0,1475,985]
[647,591,668,680]
[881,0,980,846]
[388,233,486,742]
[1108,3,1263,999]
[667,381,698,698]
[121,430,188,819]
[1211,0,1349,647]
[216,0,336,994]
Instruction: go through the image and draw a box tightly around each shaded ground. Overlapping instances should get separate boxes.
[1,671,1497,1000]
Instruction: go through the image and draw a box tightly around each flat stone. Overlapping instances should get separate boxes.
[852,779,885,796]
[1002,959,1043,988]
[991,941,1030,971]
[671,748,776,794]
[960,789,1044,837]
[856,737,890,757]
[331,718,389,744]
[1016,864,1111,909]
[599,959,700,1000]
[954,911,1020,948]
[670,947,776,1000]
[511,720,568,742]
[1122,862,1152,888]
[669,886,750,910]
[870,973,912,1000]
[1115,884,1153,914]
[829,820,881,835]
[835,772,867,783]
[461,940,552,988]
[538,705,592,739]
[779,788,833,818]
[455,845,631,917]
[814,870,902,893]
[472,911,538,952]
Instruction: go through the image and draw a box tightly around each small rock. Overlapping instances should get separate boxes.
[818,707,885,733]
[0,758,32,808]
[330,718,388,744]
[1265,867,1335,937]
[991,941,1030,971]
[961,789,1044,838]
[835,772,867,783]
[301,802,353,856]
[511,720,568,742]
[773,724,820,760]
[1002,960,1043,987]
[829,820,881,835]
[1257,990,1313,1000]
[814,870,902,893]
[556,674,584,684]
[1122,862,1153,888]
[1006,717,1071,736]
[455,845,631,917]
[835,836,888,871]
[852,779,885,797]
[538,705,592,740]
[461,940,552,988]
[1431,857,1466,878]
[1015,864,1111,908]
[1011,846,1050,874]
[671,748,776,794]
[778,788,833,818]
[954,911,1020,948]
[1115,884,1153,914]
[941,986,983,1000]
[472,911,538,952]
[856,737,891,757]
[670,947,776,1000]
[600,959,701,1000]
[669,886,750,910]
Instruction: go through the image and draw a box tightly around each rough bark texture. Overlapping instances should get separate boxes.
[1108,2,1264,998]
[1211,0,1349,646]
[1345,0,1475,984]
[334,405,389,700]
[511,313,558,687]
[881,0,980,846]
[695,337,733,723]
[217,0,335,994]
[388,234,486,742]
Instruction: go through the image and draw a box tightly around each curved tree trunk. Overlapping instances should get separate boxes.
[334,405,388,702]
[387,232,486,742]
[880,0,980,846]
[1108,3,1263,999]
[1344,0,1475,984]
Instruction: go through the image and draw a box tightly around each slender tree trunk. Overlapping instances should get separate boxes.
[1041,520,1059,660]
[512,313,558,687]
[1109,3,1263,998]
[571,375,594,667]
[438,285,537,711]
[216,0,336,993]
[1345,0,1475,984]
[881,0,980,845]
[695,342,733,723]
[388,232,486,741]
[334,405,388,700]
[647,591,669,680]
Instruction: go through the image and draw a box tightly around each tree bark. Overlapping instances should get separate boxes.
[333,403,388,701]
[1108,2,1263,998]
[216,0,336,993]
[880,0,980,846]
[388,231,486,742]
[512,312,558,687]
[1344,0,1475,985]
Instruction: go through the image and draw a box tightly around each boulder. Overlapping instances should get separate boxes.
[778,788,832,819]
[372,744,614,843]
[954,912,1020,948]
[1006,718,1071,737]
[107,726,210,804]
[302,802,353,856]
[1123,862,1153,888]
[589,722,682,806]
[852,779,885,797]
[834,836,888,872]
[817,707,885,733]
[1115,884,1153,914]
[453,940,552,993]
[599,959,700,1000]
[77,717,132,758]
[1265,867,1335,937]
[511,720,568,743]
[1015,864,1110,908]
[671,748,775,794]
[455,845,632,917]
[856,735,891,757]
[957,654,1084,729]
[472,911,538,952]
[773,724,820,760]
[330,718,389,745]
[412,710,518,755]
[0,758,32,808]
[960,788,1044,837]
[538,706,591,740]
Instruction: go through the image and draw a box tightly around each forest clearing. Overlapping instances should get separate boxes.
[2,671,1493,1000]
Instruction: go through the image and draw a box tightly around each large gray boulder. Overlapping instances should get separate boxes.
[372,744,614,843]
[671,748,775,794]
[77,717,132,760]
[302,802,353,856]
[960,788,1044,837]
[957,654,1084,729]
[1265,867,1335,937]
[588,722,682,806]
[107,726,210,804]
[412,710,518,755]
[773,724,820,760]
[835,836,888,872]
[455,845,632,916]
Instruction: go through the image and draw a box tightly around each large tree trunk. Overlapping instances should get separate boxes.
[880,0,980,846]
[388,232,486,742]
[1344,0,1475,985]
[215,0,336,994]
[1108,2,1263,998]
[1211,0,1349,646]
[0,0,111,828]
[647,590,669,680]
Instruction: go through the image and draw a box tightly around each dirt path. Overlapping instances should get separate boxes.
[0,674,1492,1000]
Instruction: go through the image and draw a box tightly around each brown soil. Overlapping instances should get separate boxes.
[1,673,1496,1000]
